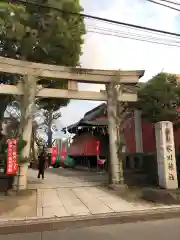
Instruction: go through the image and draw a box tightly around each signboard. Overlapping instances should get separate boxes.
[51,146,58,165]
[155,121,178,189]
[6,139,18,175]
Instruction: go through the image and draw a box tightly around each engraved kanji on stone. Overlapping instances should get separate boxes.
[168,162,174,171]
[169,173,175,180]
[166,145,172,152]
[167,155,173,161]
[165,128,171,142]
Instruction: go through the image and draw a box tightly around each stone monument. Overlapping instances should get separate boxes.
[155,121,178,189]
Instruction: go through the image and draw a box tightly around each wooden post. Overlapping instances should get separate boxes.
[106,83,120,184]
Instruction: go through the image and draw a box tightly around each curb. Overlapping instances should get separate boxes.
[1,207,180,235]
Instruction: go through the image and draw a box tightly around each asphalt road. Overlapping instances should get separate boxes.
[1,218,180,240]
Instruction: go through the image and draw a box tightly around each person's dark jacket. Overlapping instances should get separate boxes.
[38,151,45,170]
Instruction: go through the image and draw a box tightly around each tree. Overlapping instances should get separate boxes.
[25,0,85,111]
[0,1,85,64]
[34,106,61,145]
[41,110,60,147]
[0,0,85,147]
[0,2,25,128]
[5,101,48,164]
[4,102,21,137]
[138,73,180,123]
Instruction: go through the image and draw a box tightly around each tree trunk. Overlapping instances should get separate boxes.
[47,130,53,148]
[31,128,37,167]
[47,110,53,148]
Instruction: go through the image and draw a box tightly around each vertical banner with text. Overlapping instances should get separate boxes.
[6,139,18,175]
[61,146,66,165]
[51,146,58,165]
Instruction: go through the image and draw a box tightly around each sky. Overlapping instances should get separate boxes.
[54,0,180,138]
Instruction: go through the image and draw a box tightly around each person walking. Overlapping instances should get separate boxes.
[37,147,46,179]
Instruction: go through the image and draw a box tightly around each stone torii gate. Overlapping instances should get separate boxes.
[0,56,144,188]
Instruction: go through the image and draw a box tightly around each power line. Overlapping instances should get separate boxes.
[86,20,180,41]
[87,20,180,42]
[87,24,180,43]
[7,0,180,37]
[159,0,180,5]
[147,0,180,11]
[87,29,180,48]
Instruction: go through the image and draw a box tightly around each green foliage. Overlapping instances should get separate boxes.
[17,135,27,153]
[16,135,28,164]
[0,0,86,112]
[36,135,47,147]
[138,73,180,123]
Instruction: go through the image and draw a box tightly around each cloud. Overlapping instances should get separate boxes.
[81,0,180,81]
[55,0,180,136]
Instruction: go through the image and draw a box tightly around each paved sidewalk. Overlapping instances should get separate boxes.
[1,168,180,222]
[37,186,157,218]
[28,168,180,218]
[28,168,156,218]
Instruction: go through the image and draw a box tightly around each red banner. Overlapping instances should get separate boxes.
[6,139,18,175]
[61,146,66,164]
[51,146,58,165]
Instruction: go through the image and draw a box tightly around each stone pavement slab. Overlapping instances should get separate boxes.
[57,188,90,216]
[37,189,68,217]
[72,187,113,214]
[86,187,137,211]
[41,190,63,207]
[43,205,68,218]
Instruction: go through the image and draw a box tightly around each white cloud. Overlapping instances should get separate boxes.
[81,0,180,82]
[56,0,180,134]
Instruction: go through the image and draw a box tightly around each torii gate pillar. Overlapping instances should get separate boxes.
[106,83,122,185]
